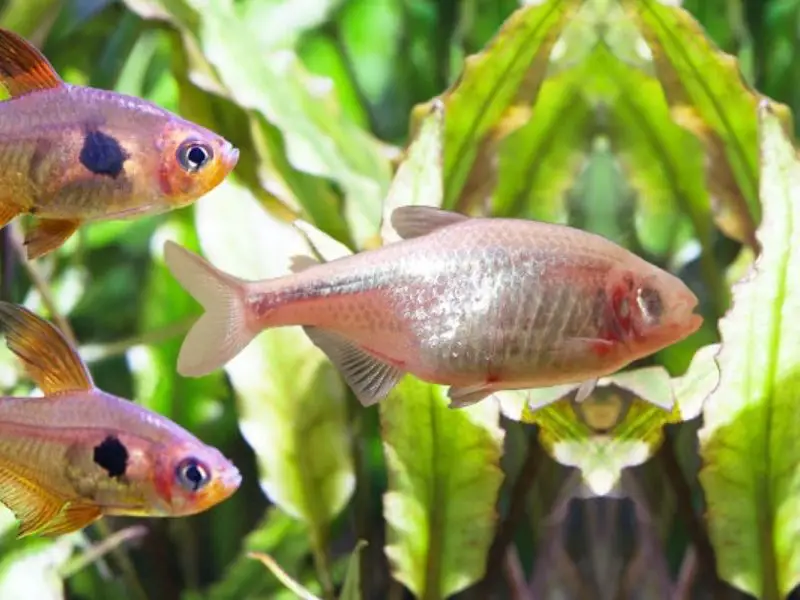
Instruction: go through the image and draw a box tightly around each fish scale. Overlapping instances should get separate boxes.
[164,205,703,409]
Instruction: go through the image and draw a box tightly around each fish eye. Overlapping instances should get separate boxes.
[175,457,211,492]
[636,286,663,323]
[177,141,213,173]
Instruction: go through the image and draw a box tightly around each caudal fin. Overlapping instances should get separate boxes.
[163,241,256,377]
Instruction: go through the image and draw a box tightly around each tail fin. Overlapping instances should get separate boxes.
[163,241,257,377]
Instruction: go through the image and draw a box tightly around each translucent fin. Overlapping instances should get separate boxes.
[0,462,63,538]
[574,378,598,404]
[36,501,102,537]
[0,28,63,97]
[447,384,494,408]
[24,218,80,260]
[390,206,469,240]
[0,301,93,394]
[289,254,319,273]
[163,241,255,377]
[303,326,402,406]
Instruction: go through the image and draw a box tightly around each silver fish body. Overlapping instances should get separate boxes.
[165,207,702,408]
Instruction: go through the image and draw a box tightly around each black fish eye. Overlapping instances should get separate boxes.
[175,458,211,492]
[177,142,213,173]
[636,286,663,322]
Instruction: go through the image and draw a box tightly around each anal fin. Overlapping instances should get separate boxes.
[447,384,494,408]
[303,326,403,406]
[0,462,63,538]
[37,501,102,537]
[573,379,599,404]
[24,218,81,260]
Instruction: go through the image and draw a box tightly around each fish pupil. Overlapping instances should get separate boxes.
[177,142,212,173]
[176,458,209,492]
[93,435,129,478]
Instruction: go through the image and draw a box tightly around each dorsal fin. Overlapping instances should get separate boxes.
[0,28,63,97]
[0,302,94,394]
[389,206,470,240]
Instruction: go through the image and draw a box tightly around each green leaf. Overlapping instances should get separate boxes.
[498,345,719,495]
[339,541,367,600]
[490,56,591,223]
[622,0,793,248]
[380,99,444,244]
[192,177,355,581]
[599,44,706,259]
[411,0,579,209]
[381,379,504,599]
[189,0,391,246]
[698,102,800,599]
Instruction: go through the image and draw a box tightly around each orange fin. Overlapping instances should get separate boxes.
[0,203,20,230]
[24,218,80,259]
[0,462,63,537]
[36,501,102,537]
[0,301,94,394]
[0,28,63,97]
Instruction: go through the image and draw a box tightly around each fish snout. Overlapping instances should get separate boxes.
[222,144,240,171]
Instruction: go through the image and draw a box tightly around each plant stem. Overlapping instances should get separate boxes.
[310,526,336,600]
[79,317,194,363]
[92,520,149,600]
[476,427,543,598]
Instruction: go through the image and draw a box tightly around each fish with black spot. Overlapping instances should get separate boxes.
[0,302,241,537]
[0,28,239,259]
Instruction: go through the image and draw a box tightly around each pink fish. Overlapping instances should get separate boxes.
[164,206,703,407]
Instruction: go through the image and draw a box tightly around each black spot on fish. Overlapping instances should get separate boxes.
[79,130,128,178]
[93,435,128,478]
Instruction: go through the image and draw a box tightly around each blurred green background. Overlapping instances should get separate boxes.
[0,0,794,599]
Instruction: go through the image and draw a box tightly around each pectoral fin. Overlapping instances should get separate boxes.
[447,384,494,408]
[390,206,469,240]
[0,29,64,97]
[0,462,63,537]
[302,327,403,406]
[0,301,94,394]
[574,379,599,404]
[24,218,81,259]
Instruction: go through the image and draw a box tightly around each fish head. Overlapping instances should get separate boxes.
[607,264,703,356]
[155,119,239,207]
[147,439,242,516]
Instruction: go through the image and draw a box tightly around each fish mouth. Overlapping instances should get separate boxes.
[223,145,240,170]
[669,288,703,336]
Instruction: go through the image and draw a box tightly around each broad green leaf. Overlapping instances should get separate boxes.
[0,535,76,600]
[339,541,367,600]
[381,379,504,599]
[188,0,391,246]
[490,57,590,223]
[380,100,444,244]
[192,178,355,558]
[241,0,345,51]
[623,0,793,247]
[599,44,706,259]
[412,0,579,209]
[499,345,719,495]
[698,102,800,599]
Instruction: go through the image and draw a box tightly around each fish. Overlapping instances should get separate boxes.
[163,206,703,409]
[0,28,239,259]
[0,301,241,537]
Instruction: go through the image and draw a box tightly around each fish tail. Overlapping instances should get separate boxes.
[163,241,257,377]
